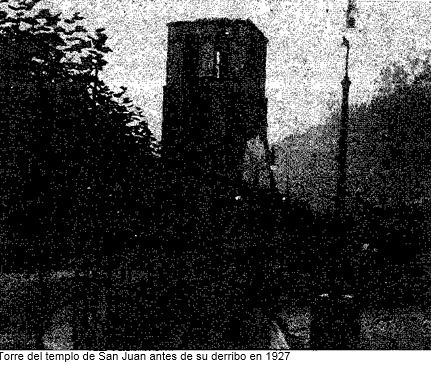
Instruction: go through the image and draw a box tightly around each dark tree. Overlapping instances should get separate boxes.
[0,0,158,272]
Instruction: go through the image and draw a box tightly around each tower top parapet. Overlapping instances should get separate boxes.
[167,18,268,44]
[165,18,268,86]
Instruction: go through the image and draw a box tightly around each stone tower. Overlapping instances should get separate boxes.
[162,18,270,199]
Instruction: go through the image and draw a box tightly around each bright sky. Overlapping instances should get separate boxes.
[43,0,431,142]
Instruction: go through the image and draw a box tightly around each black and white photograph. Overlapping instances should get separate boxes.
[1,0,431,351]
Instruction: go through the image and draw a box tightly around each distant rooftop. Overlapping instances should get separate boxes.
[167,18,268,43]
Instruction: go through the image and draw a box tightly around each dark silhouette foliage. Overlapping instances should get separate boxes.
[0,0,158,272]
[346,58,431,256]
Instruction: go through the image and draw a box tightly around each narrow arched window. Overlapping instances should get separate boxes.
[199,39,214,77]
[215,50,221,78]
[184,34,199,79]
[214,30,229,79]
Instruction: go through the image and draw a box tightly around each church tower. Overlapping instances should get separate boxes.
[162,18,270,199]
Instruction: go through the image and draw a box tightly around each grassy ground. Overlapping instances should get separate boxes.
[1,242,431,350]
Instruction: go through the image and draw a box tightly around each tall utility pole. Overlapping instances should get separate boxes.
[310,0,360,350]
[333,0,357,292]
[335,36,351,221]
[335,0,356,221]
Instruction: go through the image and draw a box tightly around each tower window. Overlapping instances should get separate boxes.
[214,49,228,78]
[214,30,229,79]
[184,34,199,78]
[215,51,221,78]
[199,41,214,77]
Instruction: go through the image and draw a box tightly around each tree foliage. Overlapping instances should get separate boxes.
[0,0,159,271]
[276,54,431,260]
[348,57,431,210]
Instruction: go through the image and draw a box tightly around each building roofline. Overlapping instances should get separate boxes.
[167,18,268,43]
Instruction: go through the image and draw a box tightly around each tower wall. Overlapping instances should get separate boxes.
[162,18,269,197]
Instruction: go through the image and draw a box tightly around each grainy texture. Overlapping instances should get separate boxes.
[2,0,431,351]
